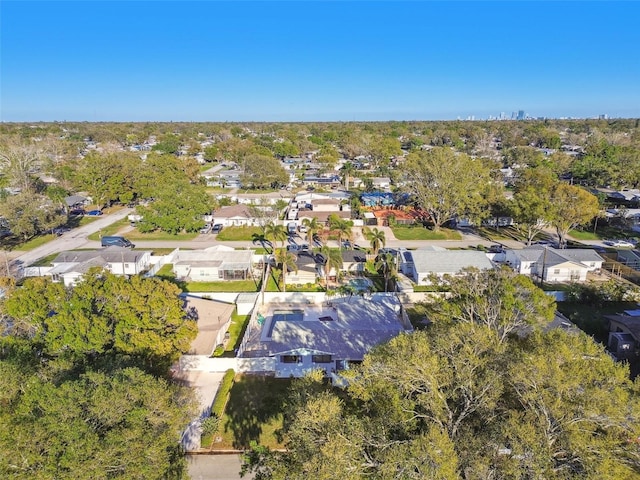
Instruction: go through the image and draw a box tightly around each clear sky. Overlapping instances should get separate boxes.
[1,1,639,122]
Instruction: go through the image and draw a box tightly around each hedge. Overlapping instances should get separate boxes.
[211,369,235,418]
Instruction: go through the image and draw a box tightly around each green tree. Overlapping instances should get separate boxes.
[0,192,65,241]
[550,184,600,248]
[2,272,197,361]
[404,148,492,230]
[240,154,288,189]
[265,222,288,249]
[365,227,386,255]
[426,267,556,342]
[137,181,213,234]
[319,246,343,288]
[0,365,196,480]
[273,248,298,293]
[245,322,640,479]
[302,217,321,246]
[375,251,397,293]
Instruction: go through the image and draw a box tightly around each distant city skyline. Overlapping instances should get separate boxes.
[1,1,639,122]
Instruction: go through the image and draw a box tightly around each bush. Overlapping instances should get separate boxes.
[211,369,235,418]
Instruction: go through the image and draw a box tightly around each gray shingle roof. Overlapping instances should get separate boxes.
[409,250,494,275]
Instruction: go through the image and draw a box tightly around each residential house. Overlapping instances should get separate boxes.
[302,175,341,188]
[403,247,494,285]
[260,295,411,378]
[504,247,604,283]
[341,250,367,274]
[371,177,391,190]
[49,247,152,286]
[285,252,319,286]
[172,246,253,281]
[604,314,640,360]
[211,204,262,227]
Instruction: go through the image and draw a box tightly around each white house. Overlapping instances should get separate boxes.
[211,204,261,227]
[257,295,411,378]
[49,247,152,286]
[504,247,604,283]
[403,247,494,285]
[172,246,254,282]
[286,252,319,286]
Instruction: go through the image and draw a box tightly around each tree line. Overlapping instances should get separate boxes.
[0,271,198,479]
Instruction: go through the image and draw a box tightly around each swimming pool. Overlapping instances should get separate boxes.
[266,310,305,337]
[348,278,374,292]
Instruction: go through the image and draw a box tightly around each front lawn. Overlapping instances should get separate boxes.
[211,375,291,450]
[87,219,129,240]
[391,226,462,241]
[126,229,199,241]
[12,234,57,252]
[216,226,263,241]
[569,229,601,241]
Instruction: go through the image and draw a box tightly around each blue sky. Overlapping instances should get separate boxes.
[1,1,639,121]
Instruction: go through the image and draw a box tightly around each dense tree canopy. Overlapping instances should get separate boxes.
[245,305,640,480]
[404,148,493,229]
[0,364,196,480]
[0,270,199,479]
[2,272,197,361]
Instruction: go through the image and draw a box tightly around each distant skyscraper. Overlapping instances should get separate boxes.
[500,112,506,120]
[517,110,526,120]
[599,114,609,120]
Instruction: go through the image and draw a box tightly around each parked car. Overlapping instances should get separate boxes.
[86,210,103,216]
[199,224,212,234]
[605,239,634,248]
[488,244,505,254]
[212,224,223,233]
[315,253,326,265]
[69,209,85,216]
[101,236,134,248]
[298,225,308,233]
[341,240,352,249]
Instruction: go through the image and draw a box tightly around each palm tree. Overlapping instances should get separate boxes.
[302,217,321,246]
[375,252,397,293]
[264,221,288,249]
[332,218,353,249]
[341,161,356,190]
[274,248,298,293]
[251,232,272,253]
[320,246,343,288]
[367,227,386,255]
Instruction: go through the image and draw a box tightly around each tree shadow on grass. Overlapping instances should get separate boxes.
[222,375,291,449]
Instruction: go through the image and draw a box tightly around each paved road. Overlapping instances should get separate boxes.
[187,454,252,480]
[11,207,133,269]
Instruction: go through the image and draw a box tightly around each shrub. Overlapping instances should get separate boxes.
[211,369,235,418]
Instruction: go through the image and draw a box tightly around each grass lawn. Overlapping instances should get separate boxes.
[216,226,263,241]
[126,229,199,241]
[12,234,57,252]
[211,375,292,450]
[569,229,601,241]
[214,312,251,357]
[556,301,637,344]
[391,226,462,241]
[87,219,129,240]
[183,279,260,293]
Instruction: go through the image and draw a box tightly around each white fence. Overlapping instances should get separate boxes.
[178,355,275,373]
[145,248,179,277]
